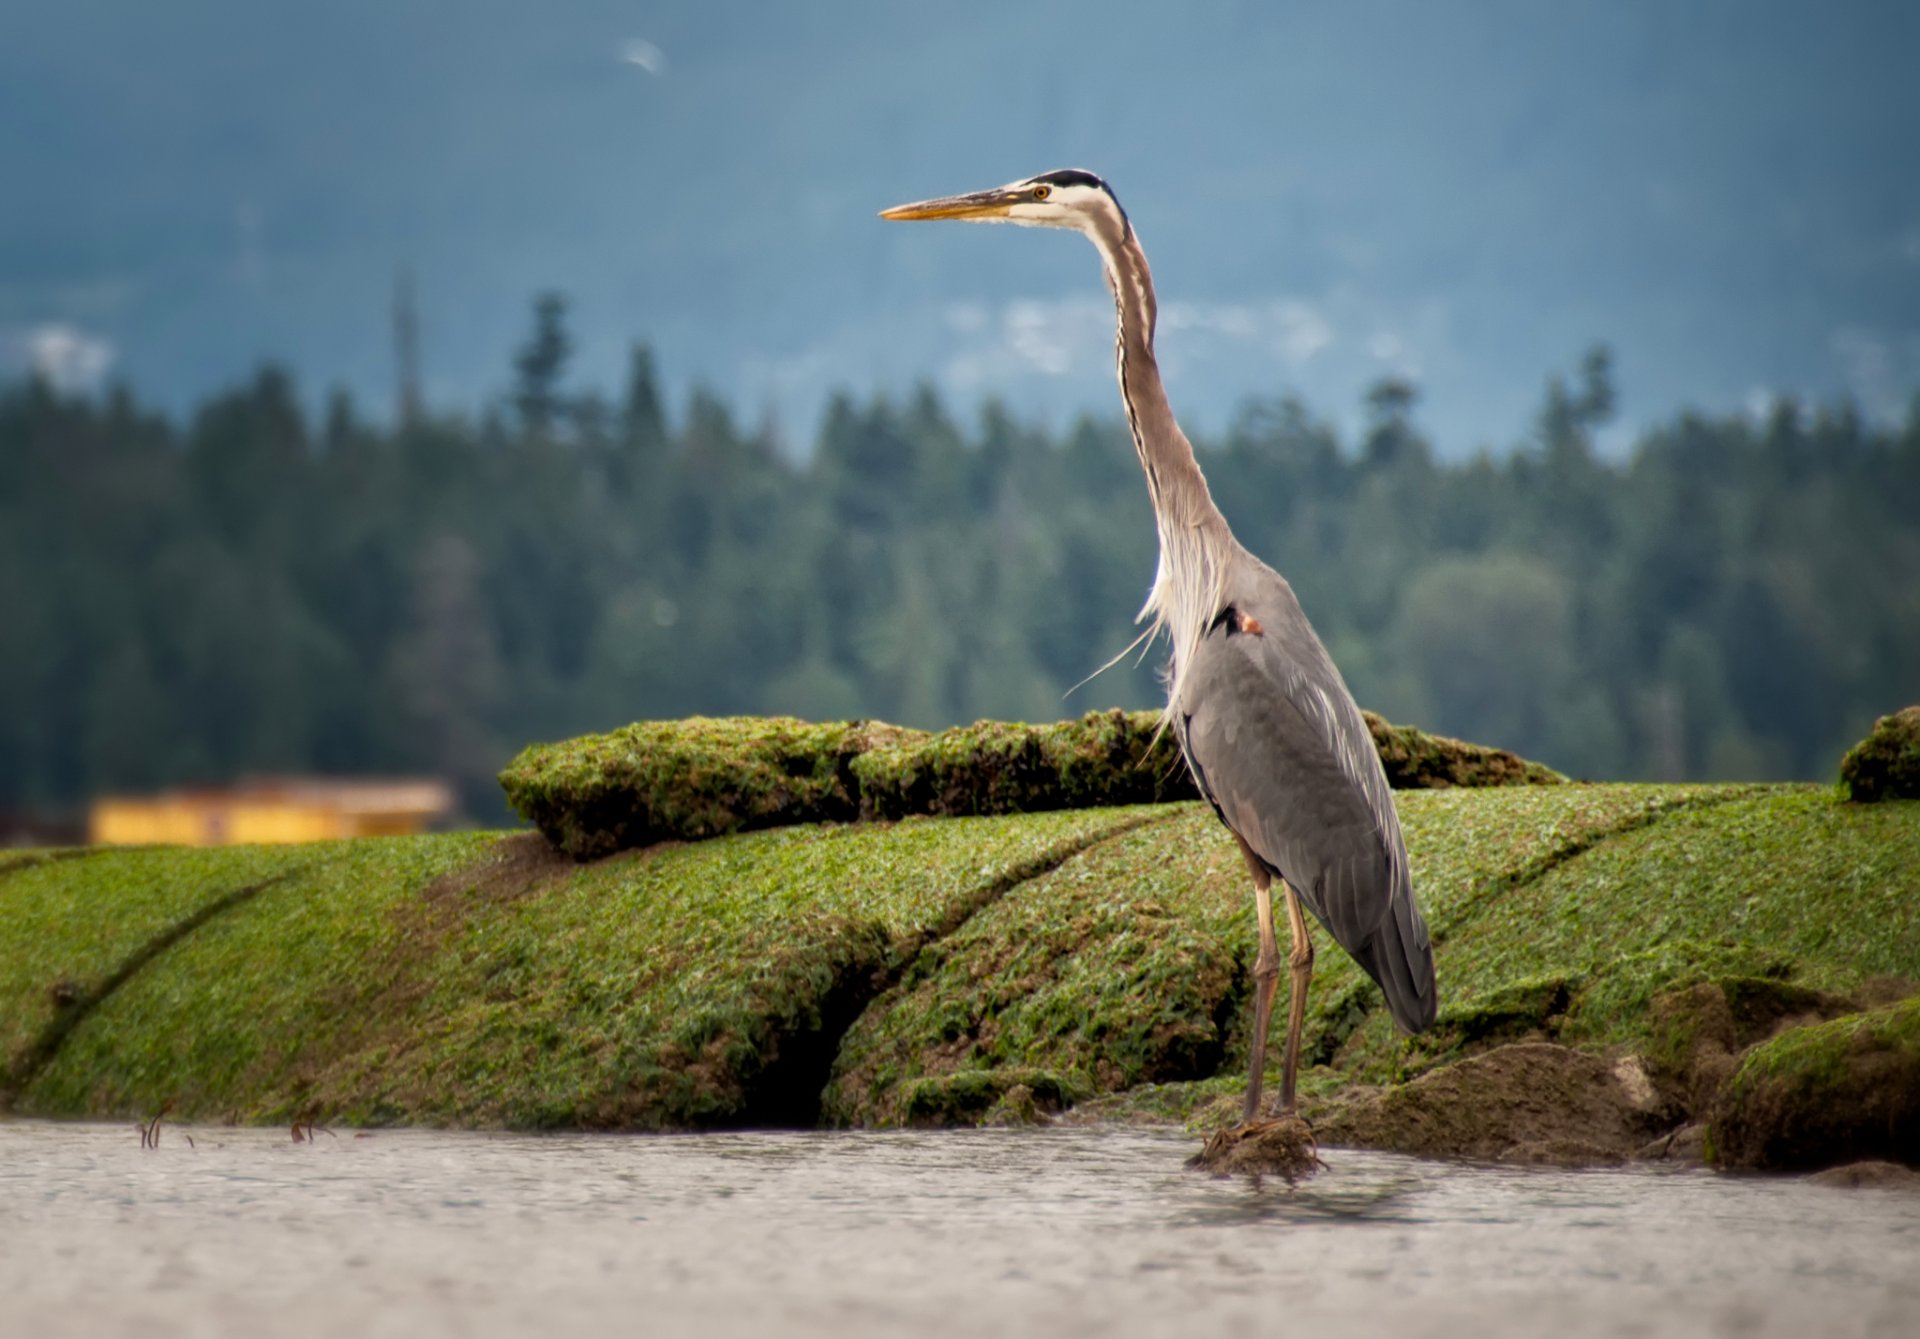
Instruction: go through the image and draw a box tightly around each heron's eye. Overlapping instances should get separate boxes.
[1031,184,1051,200]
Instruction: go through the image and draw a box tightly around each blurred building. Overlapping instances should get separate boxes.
[89,778,457,846]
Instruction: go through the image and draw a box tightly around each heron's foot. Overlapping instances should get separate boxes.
[1186,1113,1321,1181]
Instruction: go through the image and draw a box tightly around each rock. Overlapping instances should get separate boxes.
[1315,1042,1671,1165]
[1365,714,1564,788]
[1806,1160,1920,1189]
[500,711,1565,859]
[498,716,917,859]
[1709,996,1920,1172]
[1634,1122,1707,1164]
[1838,705,1920,803]
[1645,976,1856,1118]
[1187,1116,1321,1180]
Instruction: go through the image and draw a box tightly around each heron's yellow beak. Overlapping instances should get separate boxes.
[879,187,1020,222]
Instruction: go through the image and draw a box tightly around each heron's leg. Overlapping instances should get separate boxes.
[1236,835,1281,1125]
[1278,878,1316,1116]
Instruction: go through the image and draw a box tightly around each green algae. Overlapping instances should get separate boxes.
[1839,705,1920,803]
[1,844,323,1091]
[7,766,1917,1147]
[823,809,1234,1125]
[829,784,1741,1127]
[12,834,498,1118]
[304,808,1150,1129]
[14,809,1148,1127]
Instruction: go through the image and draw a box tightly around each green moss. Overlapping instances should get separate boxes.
[1365,713,1565,788]
[330,808,1155,1129]
[500,710,1563,861]
[824,809,1236,1125]
[851,710,1196,818]
[829,784,1725,1126]
[10,769,1916,1137]
[14,834,498,1118]
[1710,996,1920,1170]
[1,844,329,1092]
[1839,705,1920,803]
[499,716,921,859]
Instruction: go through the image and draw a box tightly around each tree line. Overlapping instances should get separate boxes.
[4,297,1916,818]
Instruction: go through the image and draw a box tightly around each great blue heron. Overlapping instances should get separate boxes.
[882,169,1438,1127]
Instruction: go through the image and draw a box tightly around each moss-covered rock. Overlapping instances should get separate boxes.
[499,716,921,859]
[1839,705,1920,803]
[1365,713,1565,788]
[502,710,1561,860]
[1640,975,1855,1117]
[1313,1043,1670,1165]
[852,710,1197,819]
[822,813,1240,1126]
[1708,996,1920,1171]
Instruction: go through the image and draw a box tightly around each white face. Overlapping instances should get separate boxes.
[1001,180,1114,232]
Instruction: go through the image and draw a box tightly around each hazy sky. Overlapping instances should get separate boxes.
[3,0,1917,453]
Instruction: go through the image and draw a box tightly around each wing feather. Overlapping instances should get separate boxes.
[1173,566,1437,1032]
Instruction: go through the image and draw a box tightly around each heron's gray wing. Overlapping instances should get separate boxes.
[1173,577,1437,1032]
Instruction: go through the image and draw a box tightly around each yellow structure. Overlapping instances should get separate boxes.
[89,778,457,846]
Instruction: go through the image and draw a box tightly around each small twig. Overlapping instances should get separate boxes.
[290,1114,336,1143]
[139,1099,175,1149]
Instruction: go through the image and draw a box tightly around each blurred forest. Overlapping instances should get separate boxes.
[4,296,1917,819]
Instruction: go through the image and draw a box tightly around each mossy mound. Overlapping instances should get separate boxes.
[821,812,1239,1126]
[1839,705,1920,803]
[2,811,1147,1127]
[9,774,1917,1156]
[1365,714,1564,788]
[851,710,1196,818]
[502,709,1560,860]
[498,716,920,860]
[830,786,1757,1131]
[1708,996,1920,1171]
[2,835,498,1115]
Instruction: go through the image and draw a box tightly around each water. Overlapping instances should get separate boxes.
[2,1120,1916,1338]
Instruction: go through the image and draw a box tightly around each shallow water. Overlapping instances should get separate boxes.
[2,1121,1916,1338]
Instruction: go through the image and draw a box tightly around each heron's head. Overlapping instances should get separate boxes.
[880,168,1127,236]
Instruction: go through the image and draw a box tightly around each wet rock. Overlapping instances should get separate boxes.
[1709,996,1920,1172]
[1187,1116,1321,1180]
[1315,1043,1671,1166]
[1838,705,1920,803]
[1805,1160,1920,1189]
[1634,1122,1707,1164]
[1645,977,1856,1118]
[898,1068,1080,1127]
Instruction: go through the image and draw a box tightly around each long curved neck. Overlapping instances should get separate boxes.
[1082,208,1235,695]
[1086,215,1228,536]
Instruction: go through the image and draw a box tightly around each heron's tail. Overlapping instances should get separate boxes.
[1348,886,1438,1034]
